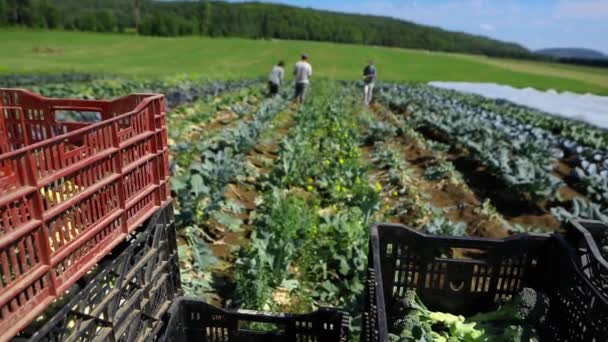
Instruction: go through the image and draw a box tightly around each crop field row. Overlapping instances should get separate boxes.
[15,76,608,337]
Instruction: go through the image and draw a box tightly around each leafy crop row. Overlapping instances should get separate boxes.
[232,83,377,334]
[170,88,288,295]
[380,84,562,203]
[379,83,608,225]
[31,76,260,108]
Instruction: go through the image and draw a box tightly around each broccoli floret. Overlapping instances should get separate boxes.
[389,290,438,340]
[389,333,402,342]
[391,311,433,341]
[389,289,419,318]
[469,288,550,324]
[390,290,484,341]
[390,289,546,342]
[449,321,485,340]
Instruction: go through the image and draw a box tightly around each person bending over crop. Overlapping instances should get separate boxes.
[293,54,312,103]
[268,61,285,97]
[363,60,376,106]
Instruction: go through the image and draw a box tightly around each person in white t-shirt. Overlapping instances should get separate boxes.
[293,54,312,103]
[362,60,377,106]
[268,61,285,97]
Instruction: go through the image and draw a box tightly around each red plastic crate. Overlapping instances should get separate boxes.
[0,88,171,341]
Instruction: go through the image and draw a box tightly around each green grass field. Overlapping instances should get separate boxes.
[2,29,607,94]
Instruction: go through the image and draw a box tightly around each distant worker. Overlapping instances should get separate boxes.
[362,60,377,106]
[268,61,285,97]
[293,54,312,103]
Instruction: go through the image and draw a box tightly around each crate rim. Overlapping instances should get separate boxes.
[569,219,608,268]
[161,296,350,342]
[169,296,348,321]
[0,88,164,162]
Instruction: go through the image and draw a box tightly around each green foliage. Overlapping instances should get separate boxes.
[230,83,376,339]
[469,288,550,324]
[365,120,398,144]
[390,289,546,342]
[422,217,467,237]
[381,84,564,202]
[424,162,456,181]
[0,0,6,26]
[197,0,211,35]
[136,1,534,60]
[179,226,218,298]
[551,197,608,224]
[139,11,195,37]
[299,207,369,311]
[235,190,318,310]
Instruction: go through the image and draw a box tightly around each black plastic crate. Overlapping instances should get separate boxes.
[158,298,350,342]
[567,219,608,299]
[362,223,608,342]
[18,203,181,342]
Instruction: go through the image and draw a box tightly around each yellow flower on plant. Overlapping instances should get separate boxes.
[306,177,314,183]
[339,158,345,165]
[335,184,342,192]
[307,185,314,191]
[375,182,382,192]
[393,191,398,196]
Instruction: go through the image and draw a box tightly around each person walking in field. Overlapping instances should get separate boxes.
[363,60,377,106]
[293,54,312,103]
[268,61,285,97]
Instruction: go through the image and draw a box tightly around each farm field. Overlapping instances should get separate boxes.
[1,29,608,94]
[14,73,608,337]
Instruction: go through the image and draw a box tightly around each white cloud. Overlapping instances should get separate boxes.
[480,23,495,31]
[554,0,608,19]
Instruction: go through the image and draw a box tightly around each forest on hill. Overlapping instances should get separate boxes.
[0,0,537,60]
[537,48,608,67]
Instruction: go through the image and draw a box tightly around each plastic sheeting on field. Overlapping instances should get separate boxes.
[429,82,608,130]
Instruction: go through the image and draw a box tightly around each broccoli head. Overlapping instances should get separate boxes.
[469,287,550,324]
[391,311,433,341]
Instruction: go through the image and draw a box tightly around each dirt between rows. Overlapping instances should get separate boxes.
[370,103,565,237]
[209,107,294,258]
[202,106,295,305]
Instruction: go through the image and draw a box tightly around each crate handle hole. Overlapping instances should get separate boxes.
[55,110,102,123]
[449,281,465,292]
[238,321,285,334]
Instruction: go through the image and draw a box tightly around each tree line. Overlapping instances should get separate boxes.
[0,0,132,32]
[0,0,536,59]
[139,1,536,59]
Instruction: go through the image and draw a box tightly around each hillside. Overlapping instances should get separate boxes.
[1,29,606,95]
[140,1,534,59]
[537,48,607,60]
[0,0,535,59]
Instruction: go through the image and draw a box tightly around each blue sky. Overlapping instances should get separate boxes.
[230,0,608,53]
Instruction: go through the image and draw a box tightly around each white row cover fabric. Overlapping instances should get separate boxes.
[429,82,608,130]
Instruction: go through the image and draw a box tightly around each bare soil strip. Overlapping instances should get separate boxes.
[367,103,535,238]
[203,105,295,304]
[387,104,569,232]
